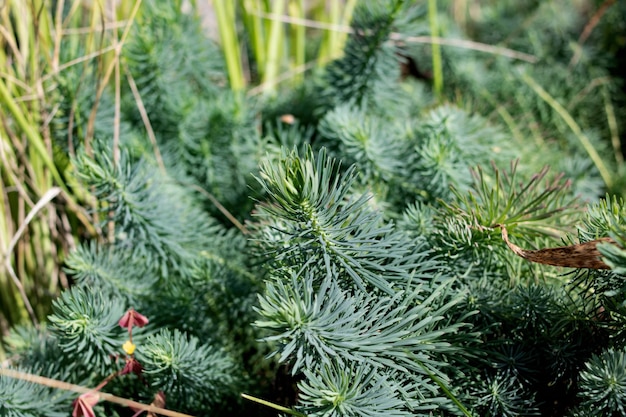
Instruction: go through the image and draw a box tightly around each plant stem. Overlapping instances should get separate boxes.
[520,71,613,189]
[214,0,246,91]
[262,0,286,93]
[241,0,266,80]
[241,393,307,417]
[288,0,305,84]
[428,0,444,99]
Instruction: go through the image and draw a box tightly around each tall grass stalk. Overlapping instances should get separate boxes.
[216,1,356,94]
[263,0,286,91]
[214,0,246,90]
[428,0,444,99]
[288,0,306,84]
[1,0,60,339]
[240,0,267,80]
[520,71,614,189]
[0,0,132,358]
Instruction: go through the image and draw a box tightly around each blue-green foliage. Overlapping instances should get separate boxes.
[122,0,224,138]
[48,287,127,375]
[470,372,540,417]
[22,142,255,415]
[64,242,158,302]
[570,197,626,344]
[322,0,404,109]
[298,363,412,417]
[138,329,238,411]
[72,145,223,277]
[578,348,626,416]
[319,104,408,185]
[257,268,464,374]
[253,148,472,414]
[122,0,260,219]
[255,147,443,293]
[0,372,67,417]
[4,0,626,416]
[14,12,266,401]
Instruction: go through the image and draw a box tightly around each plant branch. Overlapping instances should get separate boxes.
[0,368,195,417]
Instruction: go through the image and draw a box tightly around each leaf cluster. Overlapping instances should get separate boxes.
[3,1,626,417]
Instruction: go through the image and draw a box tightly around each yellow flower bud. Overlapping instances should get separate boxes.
[123,340,136,355]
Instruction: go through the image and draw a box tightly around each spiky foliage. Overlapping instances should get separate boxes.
[3,136,260,415]
[122,0,224,139]
[322,0,405,109]
[254,147,446,292]
[427,0,626,197]
[577,348,626,416]
[3,1,626,417]
[0,3,270,411]
[470,372,540,417]
[138,329,239,411]
[568,196,626,344]
[298,363,412,417]
[252,148,472,414]
[409,160,580,282]
[71,145,222,276]
[0,371,68,417]
[122,0,259,218]
[48,286,127,375]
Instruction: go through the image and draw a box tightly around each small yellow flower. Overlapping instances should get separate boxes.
[123,340,136,355]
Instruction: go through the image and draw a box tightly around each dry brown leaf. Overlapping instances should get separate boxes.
[495,224,615,269]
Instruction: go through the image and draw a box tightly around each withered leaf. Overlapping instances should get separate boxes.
[496,224,615,270]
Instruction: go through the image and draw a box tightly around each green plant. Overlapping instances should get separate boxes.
[0,0,119,354]
[215,0,358,93]
[2,1,626,416]
[577,348,626,416]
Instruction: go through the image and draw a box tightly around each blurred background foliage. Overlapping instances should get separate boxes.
[1,0,626,416]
